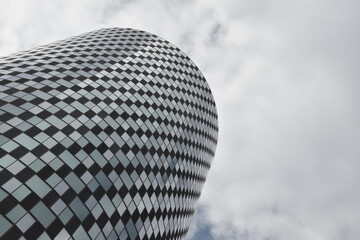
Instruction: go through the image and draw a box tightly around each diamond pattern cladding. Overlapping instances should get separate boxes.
[0,28,218,240]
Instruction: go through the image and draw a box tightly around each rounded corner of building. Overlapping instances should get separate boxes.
[0,28,219,240]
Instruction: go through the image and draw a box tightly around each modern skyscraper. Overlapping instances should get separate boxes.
[0,28,218,240]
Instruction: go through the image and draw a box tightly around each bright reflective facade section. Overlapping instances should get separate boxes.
[0,28,218,240]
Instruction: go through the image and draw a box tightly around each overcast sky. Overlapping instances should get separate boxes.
[1,0,360,239]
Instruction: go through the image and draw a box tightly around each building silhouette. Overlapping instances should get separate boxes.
[0,28,218,240]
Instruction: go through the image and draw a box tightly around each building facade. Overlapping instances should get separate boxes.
[0,28,218,240]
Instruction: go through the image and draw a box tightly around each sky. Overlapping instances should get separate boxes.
[1,0,360,239]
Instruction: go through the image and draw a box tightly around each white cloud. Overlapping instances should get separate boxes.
[1,1,359,239]
[197,1,360,239]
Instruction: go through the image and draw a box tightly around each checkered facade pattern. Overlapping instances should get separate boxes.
[0,28,218,240]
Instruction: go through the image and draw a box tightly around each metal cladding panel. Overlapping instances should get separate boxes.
[0,28,218,240]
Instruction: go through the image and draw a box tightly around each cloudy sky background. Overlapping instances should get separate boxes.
[1,0,359,239]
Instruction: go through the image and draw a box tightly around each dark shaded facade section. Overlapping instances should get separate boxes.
[0,28,218,240]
